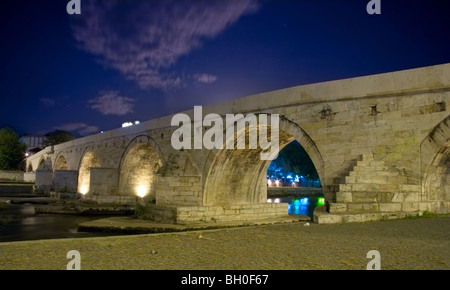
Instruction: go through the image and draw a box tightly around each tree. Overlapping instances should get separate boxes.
[0,127,27,170]
[267,140,319,181]
[44,130,75,146]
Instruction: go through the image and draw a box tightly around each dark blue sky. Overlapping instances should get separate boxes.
[1,0,449,137]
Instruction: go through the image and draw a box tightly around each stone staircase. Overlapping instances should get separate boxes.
[315,154,426,223]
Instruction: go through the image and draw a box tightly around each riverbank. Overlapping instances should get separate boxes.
[0,215,448,270]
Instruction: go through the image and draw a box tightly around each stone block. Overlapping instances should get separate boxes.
[391,193,404,203]
[399,184,420,193]
[361,213,382,222]
[342,214,362,223]
[379,203,402,212]
[378,192,395,202]
[402,202,419,212]
[336,191,352,203]
[315,213,343,224]
[329,203,347,213]
[356,176,388,184]
[403,192,419,202]
[347,203,363,212]
[352,192,378,203]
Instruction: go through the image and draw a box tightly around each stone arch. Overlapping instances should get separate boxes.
[118,136,163,201]
[27,163,33,172]
[54,154,68,170]
[202,115,324,207]
[37,156,52,170]
[77,151,101,194]
[421,115,450,208]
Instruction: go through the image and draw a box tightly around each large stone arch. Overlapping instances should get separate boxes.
[118,135,163,202]
[421,115,450,212]
[202,115,324,207]
[77,151,101,194]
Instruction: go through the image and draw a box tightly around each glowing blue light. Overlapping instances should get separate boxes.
[300,198,309,205]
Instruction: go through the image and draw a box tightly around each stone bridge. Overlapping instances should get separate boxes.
[26,63,450,224]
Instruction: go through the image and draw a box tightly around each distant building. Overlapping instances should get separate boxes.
[20,135,45,155]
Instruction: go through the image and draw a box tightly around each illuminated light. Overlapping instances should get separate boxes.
[317,197,325,205]
[135,121,140,125]
[275,180,280,187]
[122,122,133,128]
[137,186,147,198]
[80,185,88,195]
[300,198,309,205]
[274,198,280,203]
[267,199,273,203]
[267,179,272,187]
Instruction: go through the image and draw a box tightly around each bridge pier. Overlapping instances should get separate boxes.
[34,170,53,194]
[53,170,78,193]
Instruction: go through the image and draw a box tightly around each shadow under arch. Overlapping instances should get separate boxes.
[202,115,324,207]
[420,115,450,208]
[118,135,164,201]
[37,156,50,170]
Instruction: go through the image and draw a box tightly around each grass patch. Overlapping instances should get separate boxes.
[421,211,450,218]
[403,211,450,220]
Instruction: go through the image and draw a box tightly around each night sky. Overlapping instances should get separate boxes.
[1,0,449,137]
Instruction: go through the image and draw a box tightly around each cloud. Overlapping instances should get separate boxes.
[40,98,56,107]
[54,123,99,136]
[88,90,134,116]
[70,0,259,90]
[194,73,218,84]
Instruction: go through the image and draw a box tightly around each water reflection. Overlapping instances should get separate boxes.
[0,199,127,243]
[267,196,324,218]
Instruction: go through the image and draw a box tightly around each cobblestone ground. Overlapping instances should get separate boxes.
[0,216,449,270]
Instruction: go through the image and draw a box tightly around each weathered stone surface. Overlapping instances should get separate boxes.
[25,63,450,224]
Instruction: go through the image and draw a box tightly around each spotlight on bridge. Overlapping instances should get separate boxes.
[137,186,148,198]
[80,185,88,195]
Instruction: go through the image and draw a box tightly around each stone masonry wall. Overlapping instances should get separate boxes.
[139,203,289,224]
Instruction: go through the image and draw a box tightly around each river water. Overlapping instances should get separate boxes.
[0,195,322,243]
[0,197,126,243]
[268,196,323,217]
